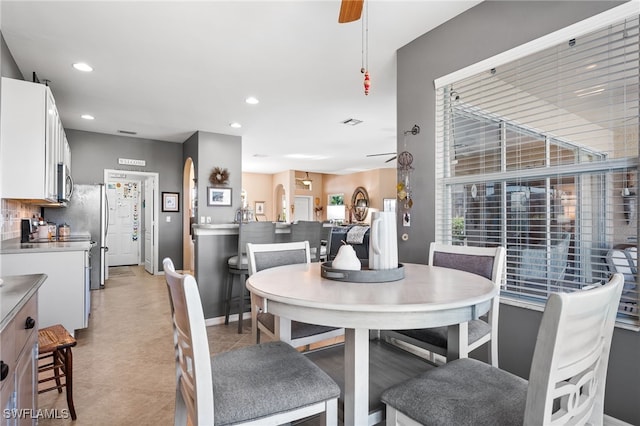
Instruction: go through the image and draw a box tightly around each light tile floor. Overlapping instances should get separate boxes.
[38,265,260,425]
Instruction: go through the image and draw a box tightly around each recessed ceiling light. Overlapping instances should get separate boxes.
[73,63,93,72]
[230,122,242,129]
[81,114,95,120]
[245,96,259,105]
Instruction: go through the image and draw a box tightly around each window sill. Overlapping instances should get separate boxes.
[500,296,640,332]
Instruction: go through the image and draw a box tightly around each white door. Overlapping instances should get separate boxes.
[294,196,313,221]
[106,179,141,266]
[144,177,154,274]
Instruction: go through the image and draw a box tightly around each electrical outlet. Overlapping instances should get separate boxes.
[200,216,205,224]
[206,216,212,224]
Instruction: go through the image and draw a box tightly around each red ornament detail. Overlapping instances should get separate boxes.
[363,71,370,96]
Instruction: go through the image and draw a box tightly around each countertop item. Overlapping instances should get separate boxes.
[0,237,93,254]
[0,273,47,330]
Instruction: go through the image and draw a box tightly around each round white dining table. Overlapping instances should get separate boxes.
[246,262,497,426]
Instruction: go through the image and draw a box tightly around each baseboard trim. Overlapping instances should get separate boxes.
[205,314,239,327]
[605,415,633,426]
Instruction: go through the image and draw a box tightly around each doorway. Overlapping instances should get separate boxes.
[104,169,160,274]
[183,158,196,274]
[294,196,313,221]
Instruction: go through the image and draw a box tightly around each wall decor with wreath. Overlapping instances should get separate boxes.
[209,167,230,186]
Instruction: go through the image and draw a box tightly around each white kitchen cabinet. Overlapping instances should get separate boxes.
[0,251,88,334]
[0,77,68,203]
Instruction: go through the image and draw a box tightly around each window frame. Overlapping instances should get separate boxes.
[434,2,639,330]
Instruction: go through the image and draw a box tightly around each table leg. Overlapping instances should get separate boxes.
[344,328,369,426]
[276,316,292,343]
[447,321,469,362]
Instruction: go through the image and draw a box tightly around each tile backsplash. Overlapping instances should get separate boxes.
[1,199,41,241]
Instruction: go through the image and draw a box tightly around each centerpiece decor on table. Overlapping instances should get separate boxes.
[209,167,230,186]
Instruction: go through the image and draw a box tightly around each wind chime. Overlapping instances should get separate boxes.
[397,125,420,226]
[361,2,370,95]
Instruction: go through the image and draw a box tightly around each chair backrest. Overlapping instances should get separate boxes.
[524,273,624,425]
[606,248,635,284]
[163,257,214,426]
[237,221,276,258]
[247,241,311,276]
[290,221,323,262]
[518,233,570,282]
[428,242,506,284]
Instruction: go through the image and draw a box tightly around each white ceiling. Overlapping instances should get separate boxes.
[1,0,481,174]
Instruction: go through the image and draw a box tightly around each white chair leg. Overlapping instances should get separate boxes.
[386,405,399,426]
[174,384,188,426]
[489,334,499,367]
[322,398,338,426]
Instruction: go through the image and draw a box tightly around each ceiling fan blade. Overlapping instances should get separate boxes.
[338,0,364,23]
[366,152,396,158]
[385,156,397,163]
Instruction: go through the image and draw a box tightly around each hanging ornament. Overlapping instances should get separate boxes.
[363,70,371,95]
[360,1,370,96]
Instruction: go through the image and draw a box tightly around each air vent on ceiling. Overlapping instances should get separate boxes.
[342,118,363,126]
[118,130,137,135]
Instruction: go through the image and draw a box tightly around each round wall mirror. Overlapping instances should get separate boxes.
[351,186,369,222]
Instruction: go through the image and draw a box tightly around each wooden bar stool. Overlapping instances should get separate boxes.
[38,324,77,420]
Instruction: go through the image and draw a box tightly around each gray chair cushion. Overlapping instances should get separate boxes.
[212,341,340,425]
[227,254,248,269]
[257,312,340,339]
[381,358,527,426]
[396,319,491,348]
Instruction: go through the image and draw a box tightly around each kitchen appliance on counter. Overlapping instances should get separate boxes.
[43,183,109,289]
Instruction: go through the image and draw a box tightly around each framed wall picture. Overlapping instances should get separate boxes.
[162,192,179,212]
[255,201,265,215]
[207,187,232,206]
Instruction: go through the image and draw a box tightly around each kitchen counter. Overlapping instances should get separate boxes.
[0,237,93,254]
[0,273,47,330]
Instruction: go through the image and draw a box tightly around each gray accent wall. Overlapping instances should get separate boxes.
[396,1,637,423]
[184,130,242,318]
[189,130,242,224]
[66,129,183,271]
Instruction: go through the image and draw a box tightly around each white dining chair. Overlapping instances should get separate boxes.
[247,241,345,348]
[381,273,624,426]
[162,257,339,426]
[382,243,505,366]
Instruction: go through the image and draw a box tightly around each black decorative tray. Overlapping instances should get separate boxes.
[321,262,404,283]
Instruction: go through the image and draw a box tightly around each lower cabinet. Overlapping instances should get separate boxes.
[0,250,88,333]
[0,292,38,426]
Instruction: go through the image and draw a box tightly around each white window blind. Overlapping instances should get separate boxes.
[435,13,639,326]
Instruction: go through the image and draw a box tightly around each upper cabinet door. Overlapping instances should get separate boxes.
[0,77,65,203]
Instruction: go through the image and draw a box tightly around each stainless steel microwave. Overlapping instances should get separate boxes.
[57,162,74,203]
